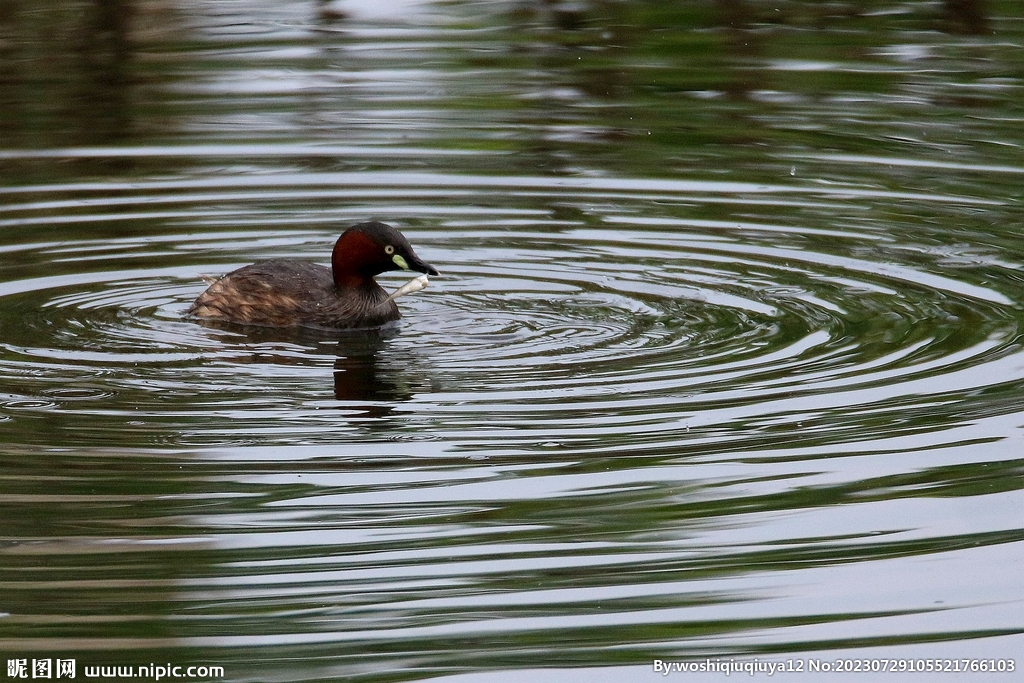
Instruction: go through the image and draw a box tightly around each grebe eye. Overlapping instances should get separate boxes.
[384,245,395,255]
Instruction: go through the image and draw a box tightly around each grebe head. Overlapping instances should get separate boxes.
[331,221,438,288]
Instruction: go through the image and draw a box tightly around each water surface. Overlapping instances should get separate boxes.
[1,1,1023,681]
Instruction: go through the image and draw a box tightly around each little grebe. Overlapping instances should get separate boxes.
[189,221,438,329]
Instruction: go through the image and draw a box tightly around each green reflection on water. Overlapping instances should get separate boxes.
[2,1,1024,681]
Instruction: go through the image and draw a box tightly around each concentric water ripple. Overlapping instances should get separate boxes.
[4,0,1024,674]
[1,170,1021,455]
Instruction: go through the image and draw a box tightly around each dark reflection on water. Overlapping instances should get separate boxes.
[331,332,416,409]
[2,0,1024,681]
[193,319,417,409]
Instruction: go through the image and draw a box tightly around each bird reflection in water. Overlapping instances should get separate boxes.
[331,328,418,414]
[193,321,423,417]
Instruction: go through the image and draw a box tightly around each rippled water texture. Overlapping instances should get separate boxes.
[2,1,1024,681]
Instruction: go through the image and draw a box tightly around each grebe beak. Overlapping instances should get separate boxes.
[394,252,439,276]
